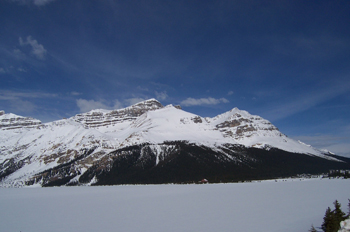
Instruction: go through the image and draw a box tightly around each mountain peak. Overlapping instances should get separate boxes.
[128,98,163,110]
[0,111,41,130]
[211,107,252,124]
[135,98,159,104]
[229,107,253,117]
[73,98,163,128]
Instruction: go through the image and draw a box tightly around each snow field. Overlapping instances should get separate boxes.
[1,178,349,232]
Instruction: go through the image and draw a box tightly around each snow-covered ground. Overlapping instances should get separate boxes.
[1,178,349,232]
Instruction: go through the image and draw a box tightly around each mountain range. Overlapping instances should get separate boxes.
[0,99,349,187]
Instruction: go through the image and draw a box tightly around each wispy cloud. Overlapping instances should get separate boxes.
[19,36,47,60]
[10,99,37,113]
[181,97,229,107]
[155,91,168,101]
[322,143,350,158]
[0,68,6,74]
[260,78,350,121]
[76,99,122,113]
[292,134,350,158]
[33,0,56,6]
[291,35,349,59]
[10,0,57,6]
[292,134,345,148]
[0,90,57,113]
[70,91,82,96]
[12,48,26,60]
[0,90,57,100]
[17,67,27,72]
[124,98,146,106]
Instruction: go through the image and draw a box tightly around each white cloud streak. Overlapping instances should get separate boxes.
[17,67,27,72]
[0,90,57,113]
[19,36,47,60]
[292,134,350,158]
[260,78,350,121]
[10,99,37,113]
[10,0,57,6]
[124,98,146,106]
[12,48,26,60]
[70,91,82,96]
[155,91,168,101]
[321,143,350,158]
[181,97,229,107]
[0,90,57,100]
[33,0,56,6]
[76,99,122,113]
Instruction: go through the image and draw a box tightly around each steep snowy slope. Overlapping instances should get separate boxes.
[109,104,332,157]
[0,99,347,187]
[118,105,224,146]
[0,118,117,186]
[0,99,163,186]
[208,107,328,156]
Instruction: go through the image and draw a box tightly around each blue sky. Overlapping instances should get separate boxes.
[1,0,350,156]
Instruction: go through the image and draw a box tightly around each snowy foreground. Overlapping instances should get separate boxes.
[1,178,349,232]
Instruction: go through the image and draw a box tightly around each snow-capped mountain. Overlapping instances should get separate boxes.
[0,99,348,187]
[0,110,41,130]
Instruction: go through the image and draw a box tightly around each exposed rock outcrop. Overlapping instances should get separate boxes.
[0,111,41,130]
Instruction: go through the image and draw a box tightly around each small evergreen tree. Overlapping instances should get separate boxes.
[333,200,347,227]
[348,199,350,217]
[322,207,335,232]
[321,201,347,232]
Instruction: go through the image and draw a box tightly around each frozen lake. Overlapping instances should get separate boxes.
[1,178,349,232]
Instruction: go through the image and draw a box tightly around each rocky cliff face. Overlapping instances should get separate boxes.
[0,99,347,187]
[0,111,41,130]
[73,99,163,128]
[210,107,281,140]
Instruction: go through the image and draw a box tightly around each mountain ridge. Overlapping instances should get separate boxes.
[0,99,348,187]
[0,110,41,130]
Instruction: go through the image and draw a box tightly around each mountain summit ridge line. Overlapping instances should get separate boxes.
[0,99,348,187]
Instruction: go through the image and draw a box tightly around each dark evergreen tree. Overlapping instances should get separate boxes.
[321,207,336,232]
[333,200,347,228]
[348,199,350,217]
[322,201,347,232]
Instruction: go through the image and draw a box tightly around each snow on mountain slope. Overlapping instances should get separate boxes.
[0,99,342,187]
[0,110,41,130]
[116,104,332,158]
[0,99,165,186]
[208,107,330,157]
[0,118,119,186]
[118,105,225,146]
